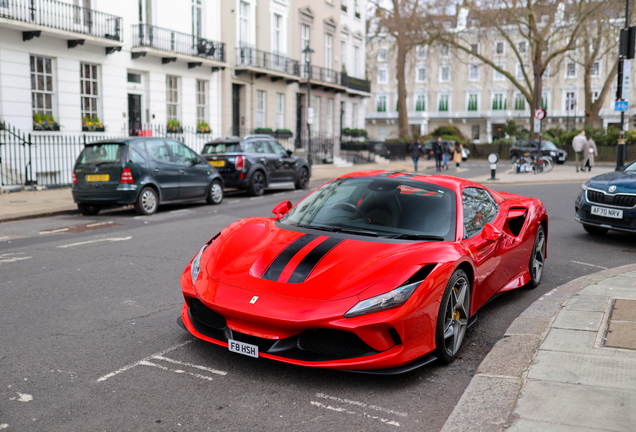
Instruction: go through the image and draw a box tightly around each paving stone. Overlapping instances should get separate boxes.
[515,380,636,432]
[563,295,609,312]
[578,284,636,299]
[594,275,636,289]
[505,317,550,337]
[528,350,636,389]
[519,299,563,318]
[540,328,598,355]
[611,299,636,321]
[477,334,541,377]
[551,310,604,331]
[605,321,636,350]
[440,375,521,432]
[507,418,613,432]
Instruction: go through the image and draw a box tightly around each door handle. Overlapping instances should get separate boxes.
[260,158,266,163]
[153,169,160,173]
[179,170,185,174]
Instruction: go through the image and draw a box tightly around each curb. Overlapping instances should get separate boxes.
[440,262,636,432]
[0,208,78,224]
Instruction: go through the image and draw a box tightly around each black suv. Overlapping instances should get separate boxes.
[72,138,224,215]
[509,139,568,164]
[201,135,310,196]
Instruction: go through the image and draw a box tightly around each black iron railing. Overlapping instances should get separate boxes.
[132,24,225,62]
[235,47,300,77]
[302,65,345,86]
[343,75,371,93]
[0,0,122,41]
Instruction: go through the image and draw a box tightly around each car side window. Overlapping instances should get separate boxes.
[462,187,499,239]
[254,140,273,154]
[270,141,288,156]
[128,147,147,164]
[243,141,256,153]
[165,140,194,164]
[145,140,172,163]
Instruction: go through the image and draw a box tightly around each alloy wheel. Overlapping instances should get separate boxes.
[442,276,470,357]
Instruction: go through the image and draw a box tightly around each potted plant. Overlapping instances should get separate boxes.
[33,113,60,131]
[254,127,274,136]
[275,128,293,138]
[197,122,211,134]
[167,119,183,133]
[82,116,105,132]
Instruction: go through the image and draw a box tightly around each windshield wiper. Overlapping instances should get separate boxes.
[290,224,379,237]
[388,234,445,241]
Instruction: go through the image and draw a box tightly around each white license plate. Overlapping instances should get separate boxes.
[228,339,259,358]
[591,206,623,219]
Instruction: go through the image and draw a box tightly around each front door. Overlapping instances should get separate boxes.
[128,94,142,136]
[295,93,304,149]
[164,139,209,199]
[232,84,240,136]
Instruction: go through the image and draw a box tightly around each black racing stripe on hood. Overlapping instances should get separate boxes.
[286,237,344,284]
[261,234,318,281]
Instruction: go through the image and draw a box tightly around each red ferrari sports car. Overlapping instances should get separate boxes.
[178,171,548,374]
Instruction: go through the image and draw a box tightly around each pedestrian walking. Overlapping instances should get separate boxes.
[452,142,463,169]
[442,141,450,170]
[409,139,423,171]
[433,137,443,171]
[583,136,598,172]
[572,131,587,172]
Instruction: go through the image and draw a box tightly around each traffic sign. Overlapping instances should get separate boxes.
[615,100,629,112]
[533,108,546,120]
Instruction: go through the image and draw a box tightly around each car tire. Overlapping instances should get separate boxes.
[135,187,158,215]
[77,203,100,215]
[527,225,546,288]
[206,180,224,205]
[583,224,609,236]
[295,167,309,190]
[247,171,265,196]
[435,269,471,364]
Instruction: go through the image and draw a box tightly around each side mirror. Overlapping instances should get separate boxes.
[190,158,199,166]
[272,200,292,219]
[286,149,293,157]
[481,223,503,242]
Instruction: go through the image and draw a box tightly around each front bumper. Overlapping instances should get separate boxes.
[575,190,636,233]
[72,185,138,205]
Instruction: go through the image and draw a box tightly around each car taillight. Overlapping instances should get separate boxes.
[72,171,78,184]
[120,168,134,184]
[235,155,245,171]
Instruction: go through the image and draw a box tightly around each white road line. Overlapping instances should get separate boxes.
[315,393,408,417]
[0,253,32,264]
[170,209,191,214]
[39,228,69,234]
[310,401,400,427]
[57,236,132,249]
[250,196,264,200]
[0,236,9,240]
[273,192,287,197]
[97,340,194,382]
[138,361,215,381]
[152,355,227,376]
[85,221,114,227]
[571,260,608,270]
[228,200,240,204]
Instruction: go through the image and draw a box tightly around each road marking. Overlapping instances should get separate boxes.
[0,236,9,240]
[85,221,114,227]
[310,401,400,427]
[228,200,240,204]
[0,253,32,264]
[152,355,226,376]
[250,196,264,200]
[39,228,69,234]
[138,361,215,381]
[273,192,287,197]
[170,209,191,214]
[57,236,132,248]
[315,393,408,417]
[571,260,608,270]
[9,393,33,402]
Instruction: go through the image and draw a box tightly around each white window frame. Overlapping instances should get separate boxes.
[239,0,251,47]
[272,13,282,54]
[325,33,333,71]
[416,65,426,83]
[439,64,450,83]
[492,92,505,110]
[31,55,55,121]
[166,75,180,122]
[80,62,100,122]
[516,62,526,79]
[256,90,266,128]
[340,40,347,71]
[326,98,334,135]
[471,124,480,141]
[495,41,505,56]
[351,102,358,129]
[469,43,480,55]
[415,93,426,112]
[468,64,479,82]
[440,44,450,58]
[353,45,360,77]
[276,92,285,130]
[196,79,208,125]
[493,62,505,81]
[566,59,577,78]
[517,40,527,55]
[301,24,310,76]
[591,60,601,78]
[467,93,479,111]
[192,0,203,38]
[564,90,577,112]
[416,45,428,60]
[437,93,450,112]
[376,95,387,112]
[377,66,388,84]
[313,96,321,132]
[378,46,388,62]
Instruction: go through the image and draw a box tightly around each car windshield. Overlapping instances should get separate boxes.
[624,160,636,172]
[280,177,456,240]
[77,144,121,164]
[202,143,242,154]
[541,141,558,150]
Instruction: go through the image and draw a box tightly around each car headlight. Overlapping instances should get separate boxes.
[191,244,209,285]
[344,281,420,318]
[581,181,590,191]
[550,151,556,156]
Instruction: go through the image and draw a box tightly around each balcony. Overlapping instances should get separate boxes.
[300,65,347,92]
[0,0,122,50]
[343,75,371,96]
[235,47,300,82]
[131,24,225,67]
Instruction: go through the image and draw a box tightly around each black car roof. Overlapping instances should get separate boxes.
[205,134,276,145]
[83,137,167,146]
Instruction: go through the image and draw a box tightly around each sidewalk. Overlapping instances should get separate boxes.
[441,263,636,432]
[0,160,614,223]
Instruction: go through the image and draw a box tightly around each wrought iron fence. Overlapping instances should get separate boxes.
[132,24,225,62]
[235,47,300,77]
[302,64,344,86]
[0,0,122,41]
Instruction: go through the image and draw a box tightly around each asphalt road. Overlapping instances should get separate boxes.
[1,163,635,432]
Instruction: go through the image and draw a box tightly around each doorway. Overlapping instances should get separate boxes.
[128,94,142,136]
[295,93,304,149]
[232,84,241,136]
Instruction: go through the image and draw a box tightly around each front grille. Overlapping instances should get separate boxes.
[297,329,375,358]
[587,190,636,208]
[190,299,227,330]
[581,210,636,228]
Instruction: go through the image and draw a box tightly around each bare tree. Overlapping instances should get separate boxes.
[429,0,607,137]
[368,0,435,138]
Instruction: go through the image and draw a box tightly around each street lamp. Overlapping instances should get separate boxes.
[303,44,315,167]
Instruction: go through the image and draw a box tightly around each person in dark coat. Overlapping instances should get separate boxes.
[433,137,443,171]
[409,139,423,171]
